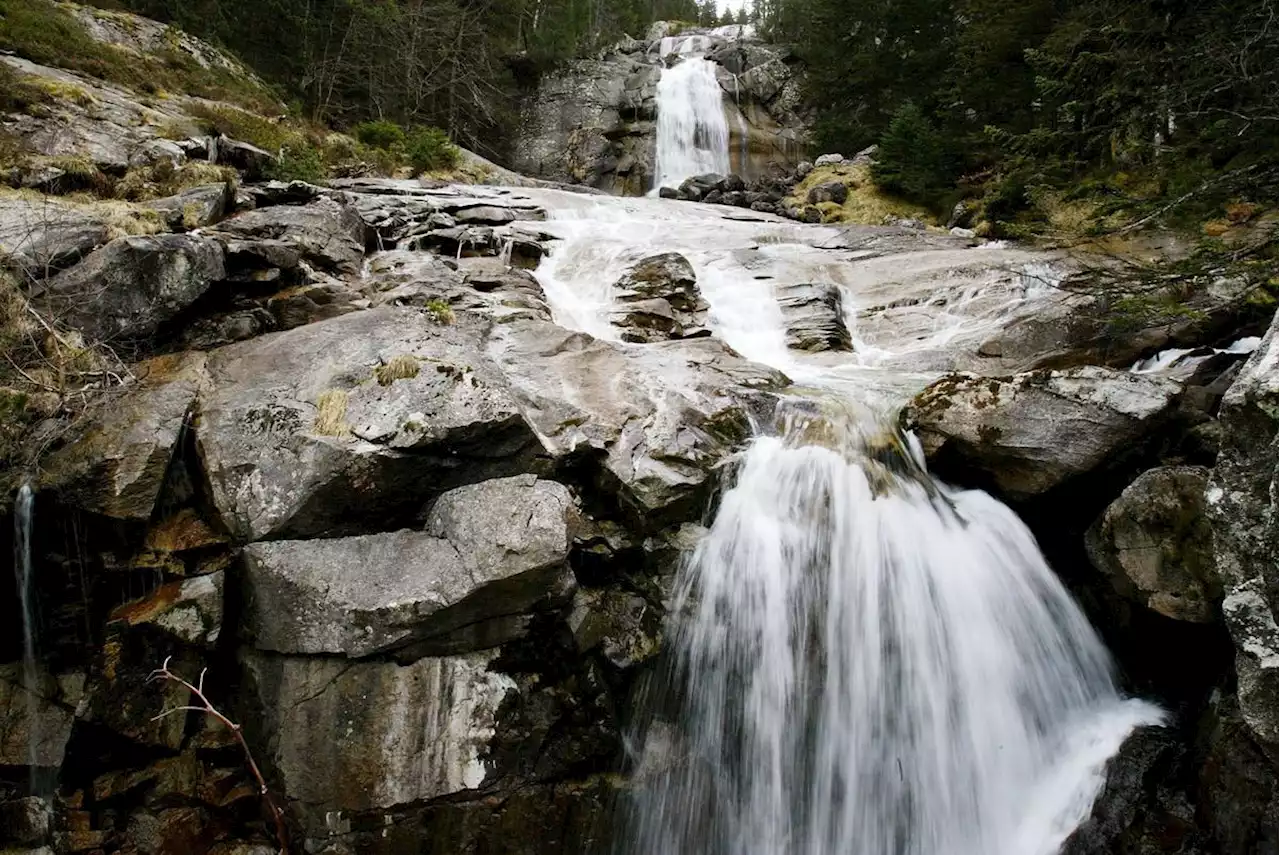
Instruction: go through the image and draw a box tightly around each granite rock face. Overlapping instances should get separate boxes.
[905,366,1182,499]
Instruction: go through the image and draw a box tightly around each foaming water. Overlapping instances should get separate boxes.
[508,183,1159,854]
[652,58,730,192]
[618,412,1162,855]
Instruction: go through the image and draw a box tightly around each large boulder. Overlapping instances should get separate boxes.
[487,317,786,526]
[1085,466,1220,622]
[510,55,659,195]
[243,476,578,657]
[243,650,514,824]
[35,234,225,341]
[0,667,84,767]
[904,366,1182,499]
[1205,312,1278,756]
[196,306,542,541]
[40,352,208,520]
[776,283,852,352]
[608,252,709,343]
[210,197,365,277]
[0,196,110,275]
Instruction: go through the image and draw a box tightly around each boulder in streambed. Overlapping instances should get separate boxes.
[904,366,1181,500]
[1085,465,1219,623]
[608,252,710,343]
[776,282,852,352]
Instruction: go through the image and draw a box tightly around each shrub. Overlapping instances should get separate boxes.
[871,102,952,203]
[353,120,406,151]
[0,63,51,115]
[405,126,459,174]
[267,142,324,182]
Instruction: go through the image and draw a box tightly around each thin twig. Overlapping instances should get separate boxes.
[148,657,291,854]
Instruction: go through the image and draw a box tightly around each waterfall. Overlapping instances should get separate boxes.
[619,410,1161,855]
[514,188,1162,854]
[13,482,41,778]
[652,57,730,192]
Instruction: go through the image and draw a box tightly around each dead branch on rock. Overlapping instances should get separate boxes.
[148,656,291,854]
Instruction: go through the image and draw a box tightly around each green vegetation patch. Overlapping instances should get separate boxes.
[0,0,280,111]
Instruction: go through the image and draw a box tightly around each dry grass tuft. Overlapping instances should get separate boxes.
[786,163,935,227]
[374,354,421,386]
[313,389,350,437]
[425,299,455,325]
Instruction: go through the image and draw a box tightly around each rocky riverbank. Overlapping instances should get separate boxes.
[0,6,1275,855]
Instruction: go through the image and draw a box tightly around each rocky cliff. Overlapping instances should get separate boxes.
[0,6,1276,855]
[511,23,809,195]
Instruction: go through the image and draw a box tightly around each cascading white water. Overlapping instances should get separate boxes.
[13,482,41,777]
[619,409,1161,855]
[652,57,730,192]
[507,188,1163,854]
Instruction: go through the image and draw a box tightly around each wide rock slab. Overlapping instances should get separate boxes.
[244,476,577,657]
[197,307,542,541]
[1085,466,1219,622]
[37,234,225,341]
[210,197,365,276]
[905,366,1181,499]
[1205,312,1278,756]
[487,317,786,525]
[243,651,513,820]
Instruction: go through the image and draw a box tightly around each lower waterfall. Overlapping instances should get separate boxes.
[616,414,1161,855]
[516,189,1165,855]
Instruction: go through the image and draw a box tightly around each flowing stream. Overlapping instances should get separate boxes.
[489,44,1165,849]
[511,135,1162,851]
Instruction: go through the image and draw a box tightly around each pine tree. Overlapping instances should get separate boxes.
[871,102,952,202]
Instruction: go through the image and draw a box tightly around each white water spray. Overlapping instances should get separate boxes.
[619,410,1161,855]
[652,57,730,192]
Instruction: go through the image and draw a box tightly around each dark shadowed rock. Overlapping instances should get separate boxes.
[1061,726,1205,855]
[806,181,848,205]
[37,234,225,341]
[905,367,1181,499]
[0,667,84,767]
[1085,466,1219,622]
[777,283,852,352]
[40,352,208,520]
[243,476,577,657]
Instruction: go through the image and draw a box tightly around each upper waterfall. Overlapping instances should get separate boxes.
[652,54,730,192]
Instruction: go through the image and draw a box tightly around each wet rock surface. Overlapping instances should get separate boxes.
[609,252,710,342]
